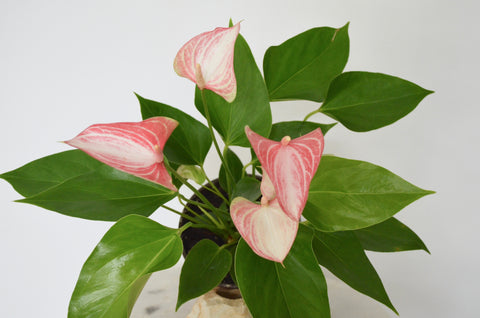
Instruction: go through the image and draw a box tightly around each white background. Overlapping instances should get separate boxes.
[1,0,478,317]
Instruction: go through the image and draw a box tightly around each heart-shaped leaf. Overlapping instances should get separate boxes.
[6,150,175,221]
[1,150,103,197]
[195,33,272,147]
[176,239,232,310]
[320,72,433,131]
[303,156,434,231]
[137,94,212,165]
[264,24,349,102]
[232,177,261,202]
[69,215,182,318]
[354,217,430,253]
[312,229,397,313]
[269,121,336,140]
[236,224,330,318]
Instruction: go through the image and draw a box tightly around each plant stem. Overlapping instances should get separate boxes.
[303,108,320,122]
[200,165,230,204]
[166,163,220,214]
[160,204,199,224]
[200,89,235,192]
[175,195,211,225]
[242,159,257,177]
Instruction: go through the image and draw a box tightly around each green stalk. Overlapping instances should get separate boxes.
[303,108,320,121]
[161,204,201,224]
[200,89,235,193]
[200,165,230,204]
[166,163,220,215]
[241,159,257,177]
[175,195,212,225]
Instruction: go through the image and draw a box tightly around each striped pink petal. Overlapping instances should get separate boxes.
[174,23,240,103]
[260,168,276,201]
[245,126,324,221]
[65,117,178,191]
[231,197,298,263]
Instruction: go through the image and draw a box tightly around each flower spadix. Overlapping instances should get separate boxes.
[65,117,178,191]
[245,126,324,221]
[173,23,240,103]
[230,195,298,263]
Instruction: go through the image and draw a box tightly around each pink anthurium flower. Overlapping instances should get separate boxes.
[173,23,240,103]
[230,196,298,263]
[65,117,178,191]
[260,168,276,202]
[245,126,324,221]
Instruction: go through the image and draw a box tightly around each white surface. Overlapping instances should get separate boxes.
[1,0,478,317]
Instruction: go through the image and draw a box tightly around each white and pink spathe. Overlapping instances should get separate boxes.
[173,23,240,103]
[245,126,324,221]
[231,127,324,263]
[64,117,178,191]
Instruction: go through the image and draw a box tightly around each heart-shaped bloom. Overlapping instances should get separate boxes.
[245,126,324,221]
[65,117,178,191]
[230,196,298,263]
[173,23,240,103]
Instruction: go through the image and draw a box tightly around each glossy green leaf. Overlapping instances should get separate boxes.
[264,24,349,102]
[269,121,336,141]
[0,150,103,197]
[354,217,430,253]
[303,156,434,231]
[69,215,182,318]
[137,94,212,165]
[219,149,243,197]
[312,230,397,313]
[195,33,272,147]
[176,239,232,310]
[8,151,176,221]
[236,225,330,318]
[232,177,261,202]
[320,72,433,131]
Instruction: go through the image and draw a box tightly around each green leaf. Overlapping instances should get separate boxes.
[176,239,232,310]
[0,150,103,197]
[195,33,272,147]
[219,149,243,196]
[264,24,349,102]
[9,151,175,221]
[354,217,430,253]
[236,225,330,318]
[69,215,182,318]
[320,72,433,131]
[312,229,397,314]
[232,177,261,202]
[304,156,434,231]
[137,93,212,165]
[269,121,336,141]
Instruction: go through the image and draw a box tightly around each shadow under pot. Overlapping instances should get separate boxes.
[178,179,241,299]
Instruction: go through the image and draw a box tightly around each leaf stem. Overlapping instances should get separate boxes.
[200,89,235,192]
[166,163,220,214]
[200,165,230,204]
[303,108,320,122]
[242,159,258,177]
[160,204,199,224]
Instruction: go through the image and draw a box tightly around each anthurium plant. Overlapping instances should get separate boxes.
[1,20,433,318]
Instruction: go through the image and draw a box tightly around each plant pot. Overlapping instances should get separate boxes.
[178,179,241,299]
